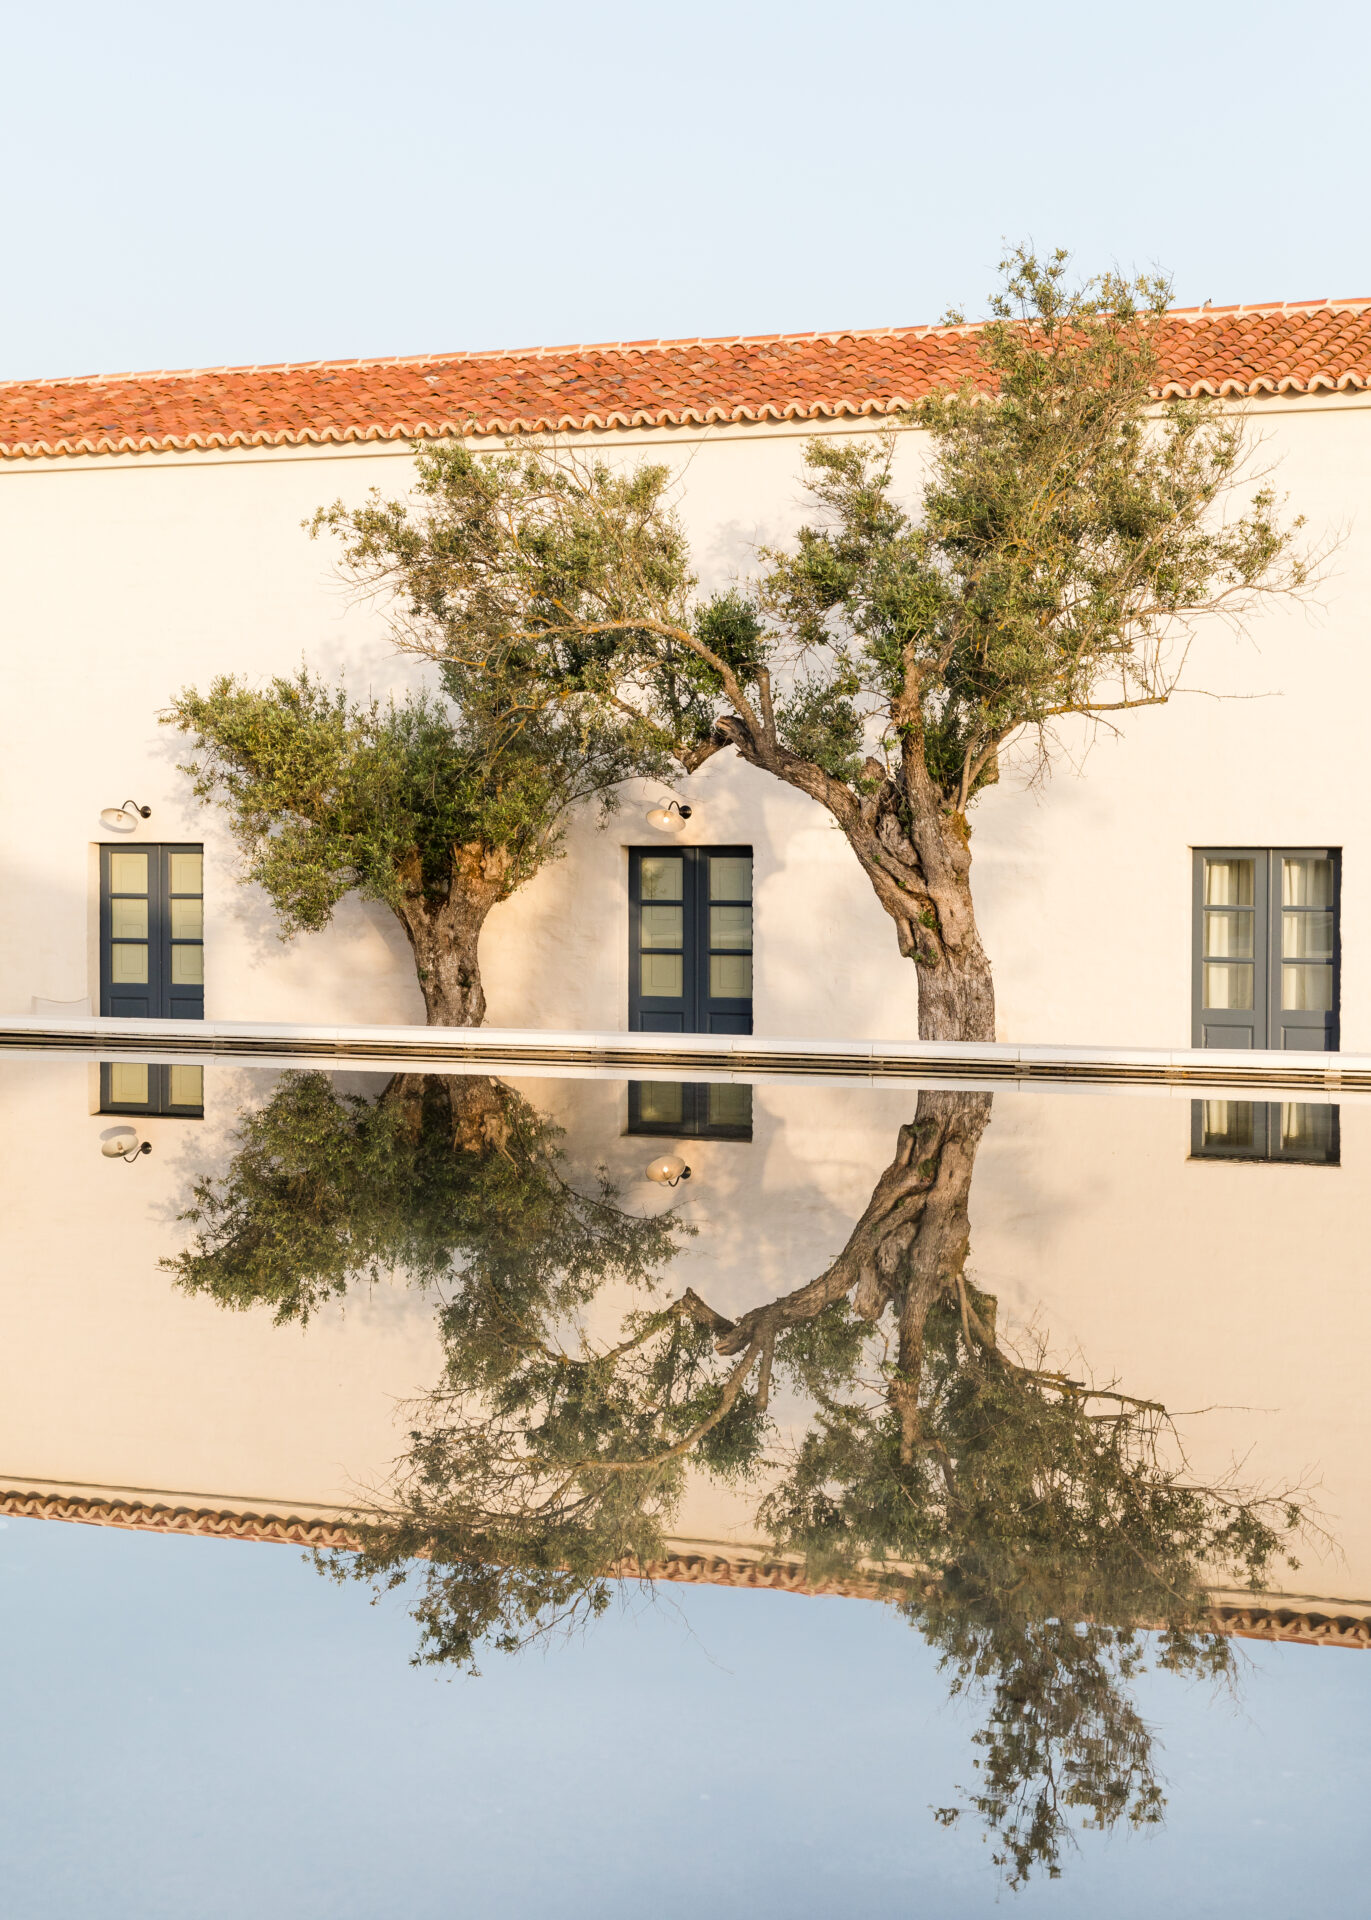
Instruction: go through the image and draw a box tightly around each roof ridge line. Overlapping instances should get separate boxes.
[10,300,1371,393]
[1,326,938,393]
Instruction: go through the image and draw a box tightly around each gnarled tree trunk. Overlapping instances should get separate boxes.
[395,843,513,1027]
[714,717,996,1043]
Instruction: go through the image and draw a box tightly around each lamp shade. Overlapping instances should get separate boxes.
[645,806,681,832]
[99,801,150,831]
[645,1153,691,1186]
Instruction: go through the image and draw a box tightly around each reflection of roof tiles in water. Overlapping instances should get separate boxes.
[6,1489,1367,1649]
[4,303,1371,458]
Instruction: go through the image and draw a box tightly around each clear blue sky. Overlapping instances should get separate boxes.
[3,0,1368,381]
[0,1516,1366,1919]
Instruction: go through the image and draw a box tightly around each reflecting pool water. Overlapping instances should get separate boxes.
[1,1061,1367,1916]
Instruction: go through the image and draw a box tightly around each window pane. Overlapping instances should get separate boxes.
[707,1083,752,1128]
[1202,1100,1255,1149]
[169,1064,204,1108]
[1203,962,1252,1010]
[110,898,148,940]
[1203,910,1252,959]
[1280,1103,1333,1153]
[640,857,683,902]
[1282,857,1332,909]
[709,856,752,902]
[109,851,149,894]
[111,944,149,984]
[1282,963,1333,1011]
[637,1082,684,1126]
[710,905,752,950]
[171,898,204,940]
[171,945,204,986]
[710,954,752,998]
[639,905,683,949]
[170,852,203,894]
[1204,858,1253,907]
[1283,910,1333,959]
[109,1063,149,1105]
[640,953,683,997]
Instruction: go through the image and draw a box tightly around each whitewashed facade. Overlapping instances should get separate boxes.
[2,321,1370,1049]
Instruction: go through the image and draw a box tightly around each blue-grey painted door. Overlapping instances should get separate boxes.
[628,846,752,1034]
[99,844,204,1020]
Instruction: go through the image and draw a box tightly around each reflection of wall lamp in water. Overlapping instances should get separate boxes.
[645,1153,691,1187]
[101,1127,152,1162]
[99,800,152,831]
[645,800,692,832]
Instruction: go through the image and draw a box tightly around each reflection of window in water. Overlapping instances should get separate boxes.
[627,1081,752,1140]
[1190,1099,1338,1164]
[101,1062,205,1117]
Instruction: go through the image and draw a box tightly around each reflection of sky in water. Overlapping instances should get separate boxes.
[0,1517,1363,1920]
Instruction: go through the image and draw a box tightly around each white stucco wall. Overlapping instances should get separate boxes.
[1,396,1368,1044]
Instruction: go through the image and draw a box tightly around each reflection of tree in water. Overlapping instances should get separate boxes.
[170,1077,1307,1888]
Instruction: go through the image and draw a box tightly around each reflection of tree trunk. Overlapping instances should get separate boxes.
[379,1072,514,1156]
[884,1092,991,1461]
[718,1089,992,1457]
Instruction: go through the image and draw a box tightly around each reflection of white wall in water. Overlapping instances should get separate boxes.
[0,1061,914,1544]
[3,400,1371,1045]
[969,1090,1371,1609]
[1,1065,1365,1606]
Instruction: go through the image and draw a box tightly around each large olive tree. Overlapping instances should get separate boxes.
[378,251,1315,1040]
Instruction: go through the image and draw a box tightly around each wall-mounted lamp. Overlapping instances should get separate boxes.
[645,800,693,833]
[101,1127,151,1162]
[645,1152,691,1187]
[99,800,152,831]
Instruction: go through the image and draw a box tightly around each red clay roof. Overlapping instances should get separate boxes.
[4,302,1371,459]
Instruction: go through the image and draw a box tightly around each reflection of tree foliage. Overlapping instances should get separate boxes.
[171,1079,1309,1888]
[751,1093,1305,1885]
[765,1284,1301,1884]
[164,1071,678,1329]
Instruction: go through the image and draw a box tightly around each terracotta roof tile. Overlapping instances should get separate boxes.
[3,302,1371,459]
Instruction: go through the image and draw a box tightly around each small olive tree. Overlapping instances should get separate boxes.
[165,447,682,1024]
[377,251,1316,1040]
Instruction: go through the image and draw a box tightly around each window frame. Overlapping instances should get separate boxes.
[628,845,753,1034]
[1191,847,1339,1050]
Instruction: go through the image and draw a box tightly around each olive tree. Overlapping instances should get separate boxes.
[165,447,682,1024]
